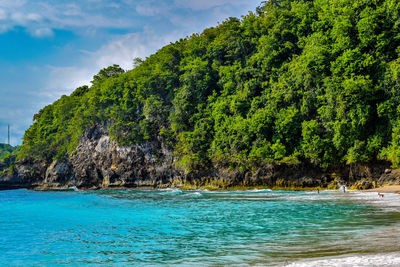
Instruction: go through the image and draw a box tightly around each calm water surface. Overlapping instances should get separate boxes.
[1,189,400,266]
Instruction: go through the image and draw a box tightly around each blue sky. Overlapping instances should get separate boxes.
[0,0,261,145]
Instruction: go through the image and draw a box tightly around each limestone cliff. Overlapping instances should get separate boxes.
[8,125,181,189]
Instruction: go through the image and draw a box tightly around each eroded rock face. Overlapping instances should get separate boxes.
[379,169,400,185]
[0,157,47,189]
[0,124,183,189]
[44,160,74,187]
[66,125,181,188]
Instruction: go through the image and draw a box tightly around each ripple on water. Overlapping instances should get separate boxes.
[0,189,400,266]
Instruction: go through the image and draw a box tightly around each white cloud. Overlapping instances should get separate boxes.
[136,1,170,16]
[173,0,244,11]
[30,27,53,37]
[93,28,181,70]
[0,92,39,145]
[0,0,259,39]
[41,27,182,101]
[10,12,42,25]
[39,2,135,30]
[0,0,262,144]
[0,1,136,38]
[44,66,93,98]
[25,12,41,21]
[0,8,6,20]
[62,3,82,16]
[37,0,261,100]
[0,0,26,9]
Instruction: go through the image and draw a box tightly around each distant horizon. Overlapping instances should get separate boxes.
[0,0,261,145]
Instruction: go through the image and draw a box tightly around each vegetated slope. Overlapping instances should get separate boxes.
[0,144,18,160]
[18,0,400,181]
[0,144,18,179]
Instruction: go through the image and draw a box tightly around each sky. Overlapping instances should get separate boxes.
[0,0,261,145]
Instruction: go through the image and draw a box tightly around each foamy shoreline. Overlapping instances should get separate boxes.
[284,252,400,267]
[282,190,400,267]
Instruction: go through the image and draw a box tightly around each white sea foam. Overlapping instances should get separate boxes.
[247,188,273,192]
[285,252,400,267]
[158,188,183,194]
[183,192,202,197]
[279,191,400,267]
[273,190,400,211]
[341,191,400,213]
[158,188,175,191]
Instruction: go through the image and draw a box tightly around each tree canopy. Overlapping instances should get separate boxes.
[0,144,18,161]
[19,0,400,172]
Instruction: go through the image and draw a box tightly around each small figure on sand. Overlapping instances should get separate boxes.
[317,188,320,194]
[342,185,346,193]
[378,193,384,198]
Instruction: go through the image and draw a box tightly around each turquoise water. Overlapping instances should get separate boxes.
[1,189,400,266]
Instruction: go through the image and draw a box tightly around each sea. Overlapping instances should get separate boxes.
[1,188,400,266]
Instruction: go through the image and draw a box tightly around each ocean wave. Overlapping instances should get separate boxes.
[338,191,400,213]
[157,188,183,195]
[183,192,202,198]
[247,188,273,193]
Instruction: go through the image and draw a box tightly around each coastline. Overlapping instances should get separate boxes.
[29,184,330,192]
[28,183,400,194]
[8,181,400,193]
[284,190,400,266]
[3,182,400,266]
[364,185,400,194]
[285,252,400,267]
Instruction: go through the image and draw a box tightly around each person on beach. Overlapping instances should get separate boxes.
[317,189,319,194]
[343,185,346,193]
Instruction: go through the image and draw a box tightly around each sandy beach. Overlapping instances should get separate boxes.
[365,185,400,194]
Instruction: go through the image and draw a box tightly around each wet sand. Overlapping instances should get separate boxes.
[364,185,400,194]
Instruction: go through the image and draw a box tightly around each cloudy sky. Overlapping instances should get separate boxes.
[0,0,261,145]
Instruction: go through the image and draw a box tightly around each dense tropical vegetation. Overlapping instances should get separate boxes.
[19,0,400,173]
[0,144,18,160]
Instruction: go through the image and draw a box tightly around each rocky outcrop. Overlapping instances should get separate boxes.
[378,169,400,185]
[0,124,178,189]
[1,124,399,190]
[44,160,75,187]
[0,156,46,189]
[65,125,181,189]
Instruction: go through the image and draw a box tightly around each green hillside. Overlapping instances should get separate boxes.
[0,144,18,160]
[19,0,400,173]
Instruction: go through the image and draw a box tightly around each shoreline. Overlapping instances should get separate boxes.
[4,182,400,266]
[363,185,400,194]
[2,182,399,193]
[31,184,400,193]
